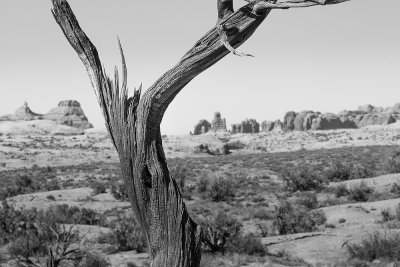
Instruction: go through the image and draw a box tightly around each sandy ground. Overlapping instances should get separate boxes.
[2,120,400,171]
[2,120,400,266]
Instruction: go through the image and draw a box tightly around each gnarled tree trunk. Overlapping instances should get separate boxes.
[51,0,350,265]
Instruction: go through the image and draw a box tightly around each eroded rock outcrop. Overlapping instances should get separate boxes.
[356,113,396,127]
[193,120,211,135]
[261,121,275,132]
[283,111,298,132]
[357,104,383,114]
[0,100,93,130]
[15,102,43,120]
[293,111,319,131]
[231,119,260,134]
[211,112,227,132]
[311,113,353,130]
[44,100,93,129]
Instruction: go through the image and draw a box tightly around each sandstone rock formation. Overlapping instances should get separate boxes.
[293,111,318,131]
[355,113,396,127]
[44,100,93,129]
[15,102,43,120]
[283,111,297,132]
[311,113,352,130]
[193,120,211,135]
[191,102,400,135]
[273,120,284,132]
[231,119,260,134]
[211,112,227,132]
[261,121,275,132]
[0,100,93,130]
[357,104,383,114]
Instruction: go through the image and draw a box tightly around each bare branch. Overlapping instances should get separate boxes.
[218,0,234,22]
[244,0,350,11]
[217,25,254,57]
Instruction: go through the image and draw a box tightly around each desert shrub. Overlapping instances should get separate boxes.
[348,183,374,202]
[255,221,270,237]
[326,161,374,182]
[296,192,318,209]
[196,175,209,193]
[110,215,147,252]
[0,186,19,200]
[170,165,190,193]
[381,209,394,223]
[44,179,61,191]
[0,201,37,244]
[208,175,235,202]
[282,166,325,192]
[200,211,242,253]
[3,203,84,266]
[383,151,400,174]
[352,164,374,180]
[91,181,107,195]
[15,175,34,189]
[251,208,272,220]
[46,195,56,201]
[110,182,129,201]
[326,161,352,181]
[41,204,105,226]
[379,204,400,224]
[79,253,110,267]
[319,197,344,208]
[333,184,350,198]
[272,200,326,235]
[8,236,46,260]
[389,183,400,195]
[226,233,266,256]
[347,232,400,262]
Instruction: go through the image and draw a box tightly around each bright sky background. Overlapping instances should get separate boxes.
[1,0,399,134]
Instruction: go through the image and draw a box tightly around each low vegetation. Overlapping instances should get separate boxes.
[347,232,400,263]
[272,200,326,235]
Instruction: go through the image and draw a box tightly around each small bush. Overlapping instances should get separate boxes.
[383,151,400,174]
[208,176,235,202]
[41,204,105,226]
[348,183,374,202]
[272,200,326,235]
[110,215,147,252]
[110,182,129,201]
[46,195,56,201]
[170,165,189,193]
[326,161,374,182]
[296,192,318,209]
[333,184,350,198]
[91,181,107,195]
[347,232,400,262]
[79,253,110,267]
[251,208,271,220]
[255,221,270,237]
[196,176,209,193]
[282,166,324,192]
[325,161,352,182]
[381,209,394,223]
[389,183,400,195]
[200,211,242,253]
[227,233,266,256]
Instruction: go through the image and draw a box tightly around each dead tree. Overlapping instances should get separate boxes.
[51,0,351,265]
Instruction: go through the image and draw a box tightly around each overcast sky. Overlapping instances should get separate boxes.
[1,0,399,134]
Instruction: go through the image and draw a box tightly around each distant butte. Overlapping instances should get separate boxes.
[0,100,93,130]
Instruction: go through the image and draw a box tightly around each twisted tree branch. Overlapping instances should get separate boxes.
[51,0,353,265]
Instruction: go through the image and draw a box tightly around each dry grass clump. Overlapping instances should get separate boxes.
[346,232,400,264]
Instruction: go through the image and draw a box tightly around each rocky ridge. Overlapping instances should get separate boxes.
[0,100,93,130]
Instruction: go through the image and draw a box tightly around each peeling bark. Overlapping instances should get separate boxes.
[50,0,351,265]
